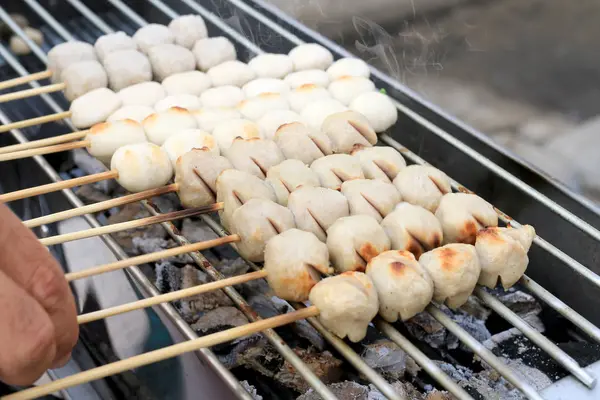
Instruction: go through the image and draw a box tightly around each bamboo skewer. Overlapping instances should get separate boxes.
[78,266,261,324]
[39,203,224,246]
[65,234,239,281]
[0,110,71,133]
[0,170,118,203]
[0,140,90,162]
[0,82,66,104]
[24,183,179,228]
[0,130,87,155]
[1,306,320,400]
[0,69,52,91]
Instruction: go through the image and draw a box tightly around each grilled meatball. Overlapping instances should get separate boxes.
[111,143,173,192]
[192,36,237,71]
[274,122,332,165]
[212,119,263,151]
[108,105,154,123]
[230,198,295,262]
[175,149,232,208]
[225,138,284,179]
[118,81,166,107]
[248,53,294,79]
[257,109,303,140]
[393,165,451,213]
[239,93,290,121]
[327,215,391,273]
[419,244,480,308]
[328,76,376,105]
[86,119,147,165]
[48,41,97,83]
[310,154,364,190]
[162,129,218,166]
[309,272,379,342]
[301,98,347,131]
[341,179,400,222]
[475,225,535,289]
[133,24,175,54]
[192,108,241,133]
[288,43,334,71]
[162,71,211,96]
[288,84,332,113]
[350,92,397,133]
[243,78,290,98]
[265,229,332,301]
[147,44,195,82]
[154,94,202,112]
[207,60,255,87]
[284,69,330,89]
[266,159,320,206]
[142,107,197,146]
[70,88,121,129]
[321,110,377,154]
[435,193,499,245]
[287,186,349,242]
[351,145,406,183]
[60,60,108,101]
[327,57,371,79]
[103,49,152,92]
[94,31,137,62]
[216,169,276,231]
[381,202,443,259]
[168,15,207,49]
[199,85,244,109]
[366,250,434,322]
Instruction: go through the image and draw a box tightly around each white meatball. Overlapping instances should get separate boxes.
[199,86,245,108]
[111,143,173,192]
[309,272,379,342]
[341,179,400,223]
[257,109,303,139]
[230,198,296,262]
[147,44,195,82]
[265,229,331,302]
[310,154,364,190]
[207,60,255,87]
[142,107,198,145]
[393,165,451,213]
[274,122,332,165]
[243,78,289,98]
[175,148,232,208]
[133,24,175,54]
[108,105,155,123]
[288,84,332,113]
[154,94,202,112]
[48,41,97,83]
[225,138,284,179]
[70,88,121,129]
[328,76,376,105]
[192,108,241,132]
[350,92,397,132]
[327,215,391,273]
[162,71,211,96]
[475,225,536,289]
[9,28,43,56]
[327,57,371,80]
[266,159,320,206]
[168,15,207,49]
[86,119,147,165]
[248,53,294,79]
[284,69,330,88]
[288,43,334,71]
[287,186,349,242]
[435,193,499,245]
[162,129,218,166]
[103,50,152,92]
[321,110,377,154]
[239,93,289,121]
[300,98,347,131]
[192,37,237,71]
[94,31,137,62]
[419,244,481,309]
[381,202,443,259]
[366,250,434,322]
[60,60,108,102]
[351,145,406,183]
[216,169,276,231]
[118,81,166,107]
[212,119,263,150]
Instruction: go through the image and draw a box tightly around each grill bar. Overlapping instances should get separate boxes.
[65,0,115,34]
[23,0,75,41]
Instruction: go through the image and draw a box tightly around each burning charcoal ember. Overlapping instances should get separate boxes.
[240,381,264,400]
[424,390,454,400]
[298,381,425,400]
[445,308,492,346]
[155,261,182,294]
[459,296,492,322]
[132,237,193,264]
[191,306,248,334]
[276,348,343,393]
[217,333,273,372]
[107,203,167,252]
[179,266,233,317]
[360,339,407,381]
[405,312,459,350]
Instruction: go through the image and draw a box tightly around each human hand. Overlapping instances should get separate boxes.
[0,203,78,386]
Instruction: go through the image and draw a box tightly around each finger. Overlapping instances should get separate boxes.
[0,269,57,386]
[0,204,79,366]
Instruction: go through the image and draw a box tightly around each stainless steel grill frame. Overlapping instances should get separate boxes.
[0,1,600,399]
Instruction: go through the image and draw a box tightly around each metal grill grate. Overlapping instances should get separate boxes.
[0,1,600,399]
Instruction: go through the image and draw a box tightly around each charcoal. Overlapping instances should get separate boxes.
[240,380,264,400]
[277,348,343,393]
[181,217,219,242]
[151,192,180,213]
[491,288,544,332]
[446,309,491,347]
[73,148,117,194]
[107,203,167,252]
[155,261,182,294]
[424,390,453,400]
[405,312,459,350]
[179,266,233,318]
[459,297,492,321]
[360,339,407,380]
[75,184,111,204]
[298,380,425,400]
[191,306,248,334]
[218,333,273,373]
[132,236,193,264]
[216,257,251,277]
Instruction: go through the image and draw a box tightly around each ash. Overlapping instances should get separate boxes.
[241,381,264,400]
[297,380,448,400]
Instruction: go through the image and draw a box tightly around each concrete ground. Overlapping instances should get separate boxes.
[269,0,600,202]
